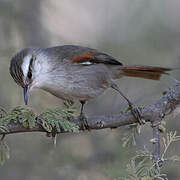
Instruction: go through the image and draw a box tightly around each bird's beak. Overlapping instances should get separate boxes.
[24,86,29,105]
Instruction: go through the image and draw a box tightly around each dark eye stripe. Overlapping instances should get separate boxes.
[28,57,33,75]
[26,56,34,81]
[30,56,34,67]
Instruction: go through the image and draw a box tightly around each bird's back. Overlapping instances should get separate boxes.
[43,45,123,66]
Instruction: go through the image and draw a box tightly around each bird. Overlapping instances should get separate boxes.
[9,45,172,129]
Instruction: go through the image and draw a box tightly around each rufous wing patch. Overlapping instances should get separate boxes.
[71,52,94,64]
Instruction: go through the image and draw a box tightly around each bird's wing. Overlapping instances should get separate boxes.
[70,50,123,66]
[45,45,123,66]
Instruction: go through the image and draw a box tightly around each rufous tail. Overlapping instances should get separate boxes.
[119,65,172,80]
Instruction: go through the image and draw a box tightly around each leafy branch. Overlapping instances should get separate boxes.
[0,83,180,176]
[0,106,79,134]
[119,131,180,180]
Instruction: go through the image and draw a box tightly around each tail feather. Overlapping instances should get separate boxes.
[119,65,172,80]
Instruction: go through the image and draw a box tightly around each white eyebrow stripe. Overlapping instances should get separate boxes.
[21,55,32,77]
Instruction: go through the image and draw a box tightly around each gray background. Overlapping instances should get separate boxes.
[0,0,180,179]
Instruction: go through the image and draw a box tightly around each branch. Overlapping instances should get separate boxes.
[1,83,180,135]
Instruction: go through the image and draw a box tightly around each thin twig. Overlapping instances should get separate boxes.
[152,121,161,179]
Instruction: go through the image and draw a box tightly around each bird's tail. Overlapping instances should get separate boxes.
[119,65,172,80]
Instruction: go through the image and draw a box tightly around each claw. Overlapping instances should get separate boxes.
[111,84,144,124]
[128,103,144,125]
[79,113,90,130]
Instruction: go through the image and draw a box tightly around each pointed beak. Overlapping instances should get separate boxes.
[24,86,29,105]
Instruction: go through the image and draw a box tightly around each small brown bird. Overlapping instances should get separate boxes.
[9,45,172,128]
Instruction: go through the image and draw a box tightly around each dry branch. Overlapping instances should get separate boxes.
[1,83,180,135]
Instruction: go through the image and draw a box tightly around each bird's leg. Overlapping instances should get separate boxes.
[79,101,89,130]
[46,126,57,147]
[52,126,57,147]
[111,84,144,125]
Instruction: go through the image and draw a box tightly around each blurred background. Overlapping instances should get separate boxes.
[0,0,180,179]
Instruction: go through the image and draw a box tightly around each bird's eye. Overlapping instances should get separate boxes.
[27,71,32,79]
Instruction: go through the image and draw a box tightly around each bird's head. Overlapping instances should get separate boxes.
[10,48,40,105]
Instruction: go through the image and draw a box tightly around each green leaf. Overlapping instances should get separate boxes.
[0,107,36,129]
[168,155,180,162]
[38,107,79,133]
[42,121,52,132]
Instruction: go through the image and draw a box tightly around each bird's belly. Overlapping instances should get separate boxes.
[41,84,106,102]
[38,64,112,101]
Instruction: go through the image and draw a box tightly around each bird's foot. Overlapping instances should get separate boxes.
[79,113,90,131]
[127,102,145,125]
